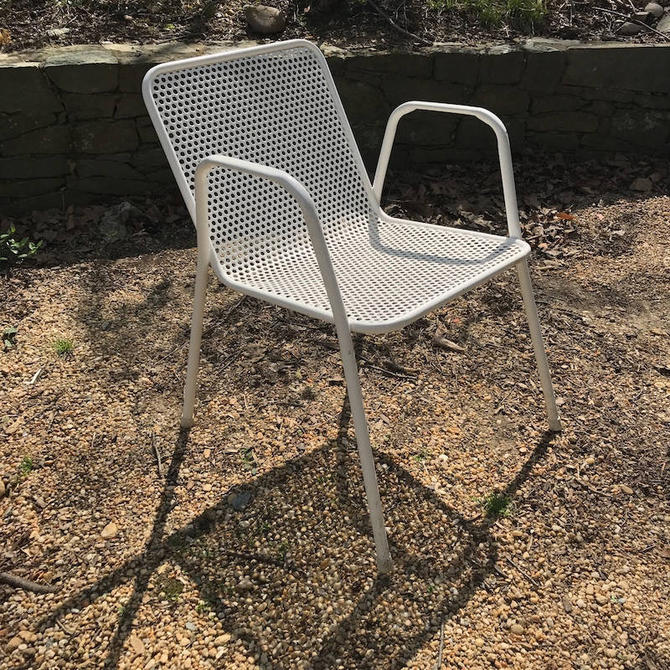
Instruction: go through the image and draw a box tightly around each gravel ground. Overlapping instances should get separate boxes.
[0,159,669,669]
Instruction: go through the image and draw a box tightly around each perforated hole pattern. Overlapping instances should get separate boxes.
[149,43,528,330]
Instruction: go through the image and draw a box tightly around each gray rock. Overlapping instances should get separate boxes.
[244,5,286,34]
[228,490,252,511]
[630,177,653,192]
[619,20,643,35]
[644,2,664,17]
[99,201,140,241]
[657,13,670,32]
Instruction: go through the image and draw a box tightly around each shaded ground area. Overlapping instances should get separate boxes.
[1,0,668,54]
[0,156,669,669]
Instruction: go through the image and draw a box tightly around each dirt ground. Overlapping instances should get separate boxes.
[0,156,669,669]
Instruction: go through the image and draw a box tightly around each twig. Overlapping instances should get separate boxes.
[435,621,444,670]
[0,572,59,594]
[363,362,417,380]
[595,7,670,40]
[574,476,613,498]
[55,618,74,635]
[152,432,164,477]
[26,368,43,385]
[505,557,540,589]
[432,335,465,353]
[366,0,433,46]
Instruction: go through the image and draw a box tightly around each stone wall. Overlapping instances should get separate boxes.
[1,39,669,215]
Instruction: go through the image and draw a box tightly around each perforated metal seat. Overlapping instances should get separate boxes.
[143,39,561,575]
[215,214,529,333]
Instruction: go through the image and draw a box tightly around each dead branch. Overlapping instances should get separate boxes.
[595,7,670,41]
[366,0,433,46]
[0,572,59,594]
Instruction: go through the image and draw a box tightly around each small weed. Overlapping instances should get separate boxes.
[239,447,256,473]
[53,337,74,357]
[195,600,210,614]
[481,491,514,519]
[0,224,43,278]
[301,385,317,400]
[276,541,289,562]
[2,326,17,351]
[19,455,33,476]
[156,575,184,602]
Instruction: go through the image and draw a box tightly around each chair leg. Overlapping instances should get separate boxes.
[516,259,563,432]
[335,329,393,574]
[180,250,210,429]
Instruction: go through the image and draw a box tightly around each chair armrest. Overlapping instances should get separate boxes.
[193,155,352,331]
[373,102,522,239]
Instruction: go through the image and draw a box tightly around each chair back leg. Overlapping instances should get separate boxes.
[516,259,563,432]
[335,328,393,573]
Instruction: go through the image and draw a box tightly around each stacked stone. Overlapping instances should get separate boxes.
[1,40,669,215]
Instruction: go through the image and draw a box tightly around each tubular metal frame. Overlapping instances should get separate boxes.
[143,41,562,575]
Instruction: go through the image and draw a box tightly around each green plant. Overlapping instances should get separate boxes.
[0,224,43,278]
[2,326,17,350]
[481,491,514,519]
[276,541,289,562]
[157,575,184,602]
[427,0,545,29]
[53,337,74,357]
[19,455,33,476]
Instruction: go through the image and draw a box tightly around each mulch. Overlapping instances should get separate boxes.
[0,0,667,54]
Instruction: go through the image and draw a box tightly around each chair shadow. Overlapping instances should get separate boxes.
[35,395,556,669]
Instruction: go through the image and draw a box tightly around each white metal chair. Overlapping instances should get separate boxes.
[142,39,562,574]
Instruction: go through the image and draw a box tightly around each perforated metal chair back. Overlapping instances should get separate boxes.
[144,41,374,274]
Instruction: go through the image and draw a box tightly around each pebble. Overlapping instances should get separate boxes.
[0,479,5,497]
[620,484,633,495]
[129,634,145,655]
[244,5,286,34]
[237,577,253,591]
[630,177,653,192]
[510,623,524,634]
[644,1,664,17]
[214,634,231,645]
[100,521,119,539]
[8,636,22,650]
[595,593,609,605]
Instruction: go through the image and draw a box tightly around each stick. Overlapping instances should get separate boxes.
[366,0,433,46]
[505,557,540,589]
[0,572,59,594]
[435,621,444,670]
[595,7,670,40]
[152,432,164,477]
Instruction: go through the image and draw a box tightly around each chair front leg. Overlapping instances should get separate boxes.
[180,245,210,428]
[516,259,562,432]
[335,327,393,574]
